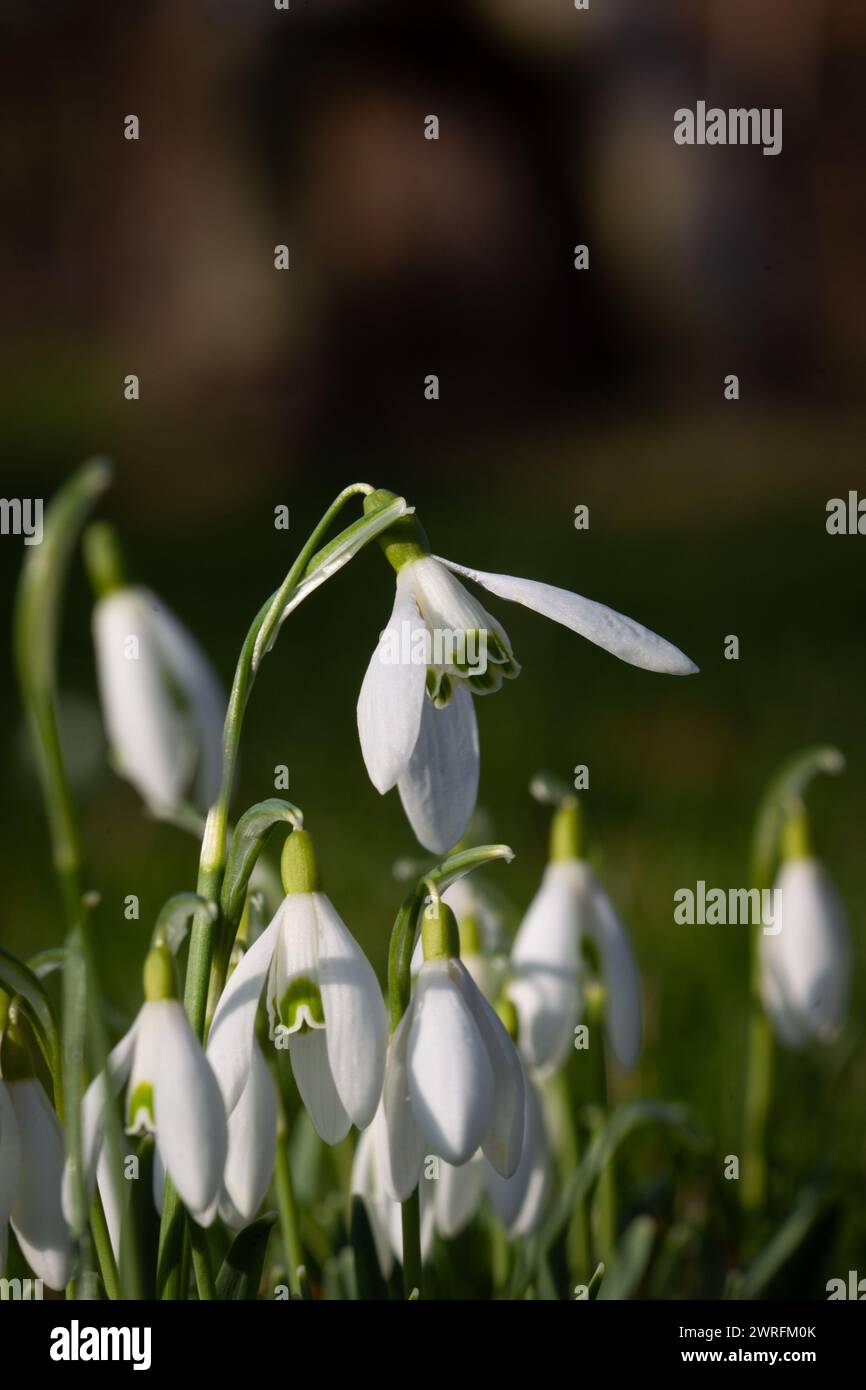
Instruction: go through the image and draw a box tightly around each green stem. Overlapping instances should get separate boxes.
[189,1221,216,1300]
[400,1190,423,1299]
[275,1120,304,1297]
[91,1191,120,1301]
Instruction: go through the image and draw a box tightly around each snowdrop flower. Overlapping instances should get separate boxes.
[759,816,850,1049]
[85,522,225,816]
[357,490,697,853]
[507,800,642,1075]
[380,899,525,1202]
[64,945,228,1228]
[0,1018,73,1289]
[207,829,387,1145]
[351,1104,435,1279]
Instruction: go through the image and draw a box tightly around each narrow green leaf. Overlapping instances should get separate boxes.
[215,1213,278,1300]
[731,1183,827,1300]
[596,1215,657,1300]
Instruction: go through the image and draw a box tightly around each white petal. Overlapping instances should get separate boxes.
[287,1029,351,1145]
[350,1115,394,1279]
[9,1079,74,1289]
[357,577,427,793]
[397,687,479,854]
[452,960,525,1178]
[151,1001,228,1225]
[207,909,282,1115]
[62,1017,140,1224]
[223,1043,277,1223]
[379,1010,425,1202]
[143,588,226,809]
[586,877,643,1072]
[314,894,387,1129]
[760,859,850,1048]
[437,558,698,676]
[487,1076,552,1237]
[508,970,579,1076]
[96,1146,125,1263]
[511,860,585,975]
[267,893,321,1035]
[406,959,493,1165]
[93,588,194,812]
[0,1081,22,1232]
[432,1156,486,1239]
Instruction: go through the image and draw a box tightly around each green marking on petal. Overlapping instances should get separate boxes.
[278,976,325,1033]
[126,1081,155,1134]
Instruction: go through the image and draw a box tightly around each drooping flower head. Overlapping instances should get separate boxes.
[507,798,643,1076]
[357,490,697,854]
[64,944,228,1229]
[380,897,525,1203]
[85,522,225,816]
[759,808,850,1049]
[207,828,388,1145]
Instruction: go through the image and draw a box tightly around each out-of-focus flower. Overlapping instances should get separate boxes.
[760,823,850,1049]
[86,522,225,815]
[507,800,642,1075]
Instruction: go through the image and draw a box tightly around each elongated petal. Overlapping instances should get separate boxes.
[207,910,282,1115]
[314,894,387,1129]
[9,1079,74,1289]
[350,1116,394,1279]
[487,1076,552,1237]
[508,969,579,1076]
[512,860,585,975]
[357,578,428,793]
[288,1028,351,1145]
[433,1156,486,1239]
[397,686,479,854]
[585,872,643,1072]
[760,858,850,1048]
[151,1001,228,1225]
[407,959,493,1165]
[0,1081,22,1232]
[62,1017,140,1224]
[93,588,194,811]
[437,558,698,676]
[379,1010,424,1202]
[452,960,524,1177]
[223,1043,277,1222]
[143,588,226,809]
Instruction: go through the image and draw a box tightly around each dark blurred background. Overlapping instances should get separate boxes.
[1,0,865,1294]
